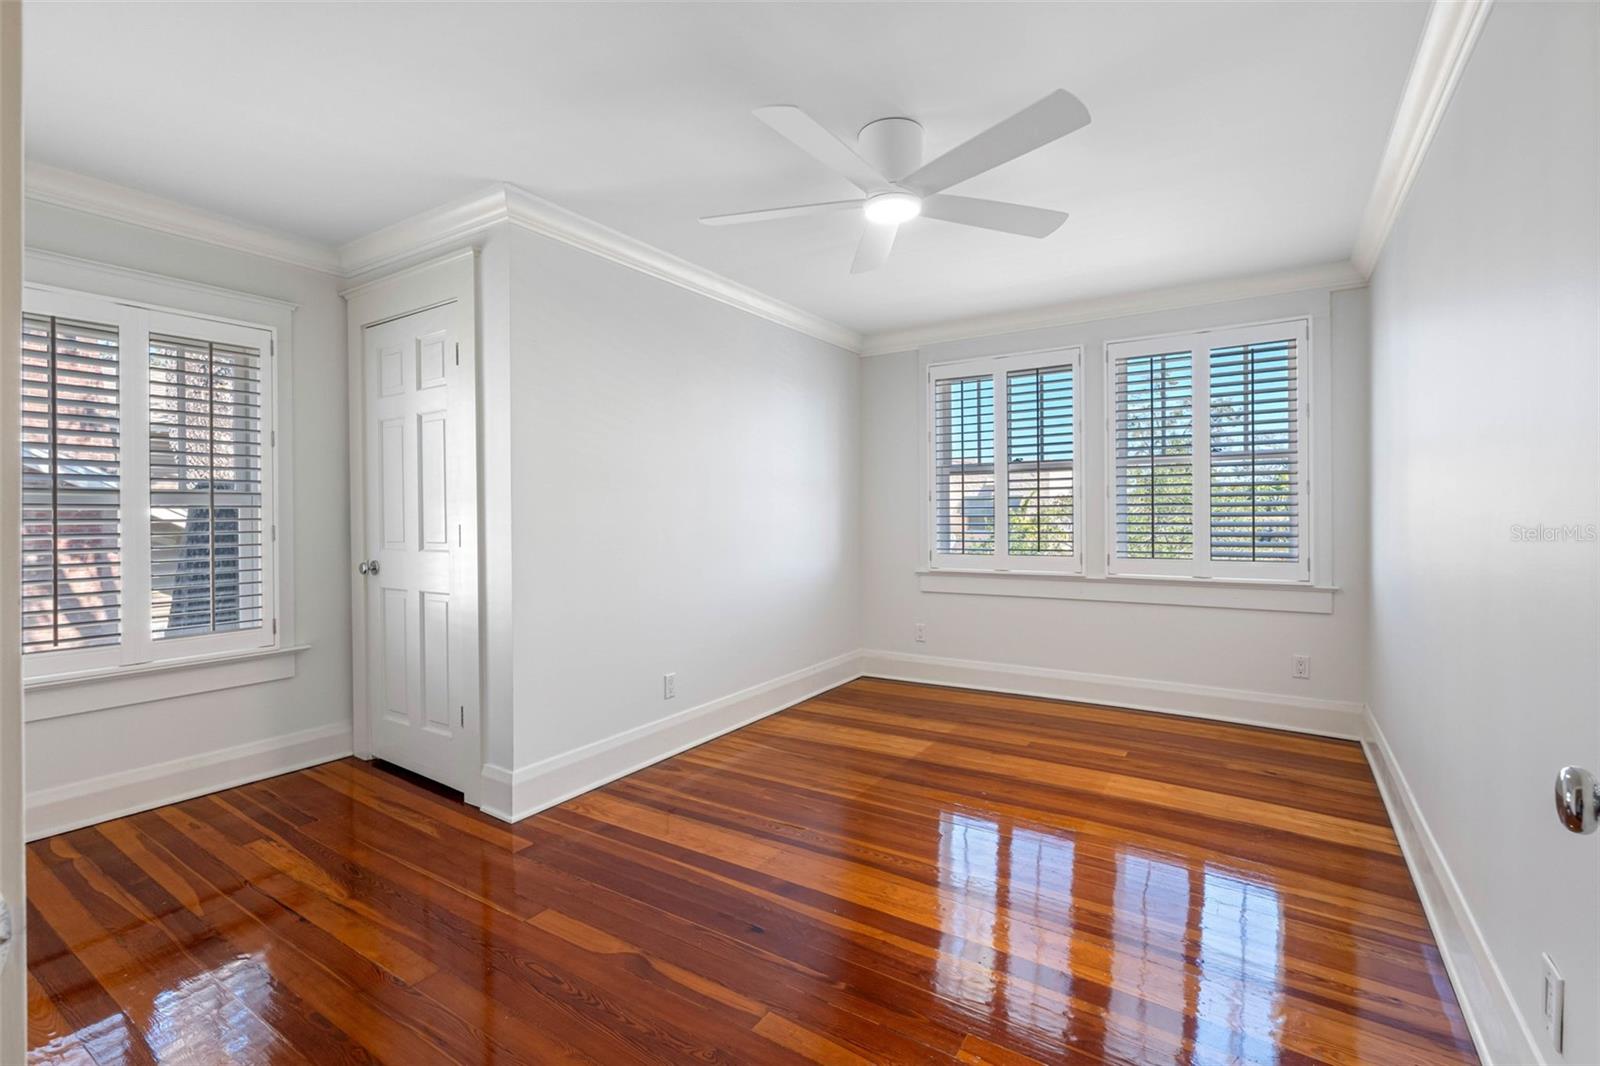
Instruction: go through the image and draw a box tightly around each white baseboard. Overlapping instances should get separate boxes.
[25,722,353,841]
[478,651,863,823]
[1362,709,1540,1066]
[858,649,1367,739]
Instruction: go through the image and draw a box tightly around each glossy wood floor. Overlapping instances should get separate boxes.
[27,678,1477,1065]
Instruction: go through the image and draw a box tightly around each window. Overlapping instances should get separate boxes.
[1109,320,1308,581]
[930,348,1079,573]
[19,287,277,676]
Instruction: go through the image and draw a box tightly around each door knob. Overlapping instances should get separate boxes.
[358,559,381,576]
[1554,766,1599,834]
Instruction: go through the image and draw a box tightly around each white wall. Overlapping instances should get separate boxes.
[481,224,860,806]
[860,286,1369,718]
[1368,3,1600,1063]
[21,201,352,832]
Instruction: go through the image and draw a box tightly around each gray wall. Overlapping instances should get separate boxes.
[1368,3,1600,1061]
[491,224,862,770]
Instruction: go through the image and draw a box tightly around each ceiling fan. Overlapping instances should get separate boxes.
[700,90,1091,274]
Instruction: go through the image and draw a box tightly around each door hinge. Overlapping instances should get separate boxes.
[271,524,277,542]
[459,706,465,727]
[272,618,278,635]
[454,342,460,367]
[270,429,276,447]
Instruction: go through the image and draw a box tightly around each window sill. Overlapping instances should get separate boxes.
[23,644,311,723]
[917,569,1336,614]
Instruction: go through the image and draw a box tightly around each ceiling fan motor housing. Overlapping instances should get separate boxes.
[857,117,924,185]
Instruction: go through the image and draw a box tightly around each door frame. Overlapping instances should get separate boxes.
[343,249,482,804]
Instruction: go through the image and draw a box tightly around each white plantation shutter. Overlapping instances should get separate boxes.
[1109,320,1309,580]
[930,348,1079,572]
[932,374,995,557]
[1112,348,1194,568]
[149,331,265,638]
[1006,364,1074,556]
[20,313,121,653]
[1209,337,1300,564]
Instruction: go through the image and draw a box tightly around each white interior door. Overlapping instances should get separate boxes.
[361,303,474,791]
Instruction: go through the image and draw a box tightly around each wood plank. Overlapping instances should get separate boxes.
[27,678,1478,1064]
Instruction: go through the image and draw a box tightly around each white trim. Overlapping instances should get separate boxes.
[478,651,862,823]
[859,261,1364,357]
[25,163,342,276]
[24,162,1419,362]
[858,649,1365,739]
[339,188,508,285]
[22,644,308,722]
[26,249,298,313]
[24,721,351,841]
[1351,0,1495,276]
[916,570,1335,613]
[1362,709,1538,1065]
[339,183,863,353]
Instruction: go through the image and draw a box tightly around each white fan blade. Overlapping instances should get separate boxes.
[851,223,898,274]
[902,90,1091,196]
[920,194,1067,238]
[755,106,888,193]
[699,199,864,226]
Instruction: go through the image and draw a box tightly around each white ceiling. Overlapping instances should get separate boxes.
[25,2,1427,337]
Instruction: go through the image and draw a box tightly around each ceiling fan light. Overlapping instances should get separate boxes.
[863,191,921,225]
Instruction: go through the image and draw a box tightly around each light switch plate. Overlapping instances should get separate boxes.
[1542,952,1564,1053]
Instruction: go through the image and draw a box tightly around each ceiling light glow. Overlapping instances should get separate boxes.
[863,192,921,225]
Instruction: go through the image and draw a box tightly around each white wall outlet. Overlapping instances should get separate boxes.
[914,622,926,644]
[1542,952,1564,1052]
[1291,654,1311,680]
[662,672,676,700]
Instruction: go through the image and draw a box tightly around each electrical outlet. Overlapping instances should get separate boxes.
[1291,654,1311,680]
[1543,953,1564,1052]
[663,673,676,700]
[914,623,926,644]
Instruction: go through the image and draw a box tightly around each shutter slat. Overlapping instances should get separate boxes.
[932,374,995,556]
[1209,339,1301,563]
[1114,350,1194,560]
[1006,364,1074,557]
[19,313,122,653]
[149,331,266,639]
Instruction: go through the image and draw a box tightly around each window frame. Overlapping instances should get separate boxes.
[926,345,1083,575]
[20,282,280,682]
[1105,318,1311,584]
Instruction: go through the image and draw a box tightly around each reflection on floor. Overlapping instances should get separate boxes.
[26,677,1478,1064]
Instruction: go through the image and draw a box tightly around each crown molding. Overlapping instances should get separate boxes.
[337,182,864,352]
[336,185,510,283]
[499,185,862,352]
[25,162,343,276]
[1351,0,1493,277]
[856,260,1365,356]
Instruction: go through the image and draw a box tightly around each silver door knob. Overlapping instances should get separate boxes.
[1554,766,1599,834]
[358,559,380,576]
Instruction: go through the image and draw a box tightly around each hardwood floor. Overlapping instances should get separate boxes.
[27,678,1477,1065]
